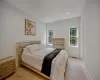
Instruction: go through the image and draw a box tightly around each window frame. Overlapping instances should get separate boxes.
[69,27,78,47]
[47,30,53,45]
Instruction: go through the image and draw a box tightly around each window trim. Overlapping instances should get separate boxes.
[47,30,53,45]
[69,27,78,47]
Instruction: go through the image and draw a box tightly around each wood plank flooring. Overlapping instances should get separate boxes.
[6,58,89,80]
[6,67,47,80]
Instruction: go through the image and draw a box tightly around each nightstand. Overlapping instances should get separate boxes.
[0,56,16,80]
[53,38,65,49]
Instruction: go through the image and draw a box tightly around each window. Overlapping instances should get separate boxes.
[48,30,53,44]
[70,28,78,47]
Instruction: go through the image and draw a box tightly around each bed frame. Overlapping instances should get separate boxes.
[16,41,50,79]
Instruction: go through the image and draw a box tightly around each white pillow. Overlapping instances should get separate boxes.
[25,44,38,53]
[23,47,31,54]
[36,44,46,50]
[25,44,46,53]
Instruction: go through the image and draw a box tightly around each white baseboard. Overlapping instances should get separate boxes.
[82,63,92,80]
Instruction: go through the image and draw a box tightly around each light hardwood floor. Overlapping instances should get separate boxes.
[6,58,89,80]
[6,67,48,80]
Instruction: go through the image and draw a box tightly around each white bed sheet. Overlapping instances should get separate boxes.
[22,48,68,80]
[22,48,55,70]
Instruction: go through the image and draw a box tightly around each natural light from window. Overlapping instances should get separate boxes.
[69,27,78,47]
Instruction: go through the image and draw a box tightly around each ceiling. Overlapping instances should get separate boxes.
[5,0,86,23]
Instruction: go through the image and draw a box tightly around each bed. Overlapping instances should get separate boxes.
[17,41,68,80]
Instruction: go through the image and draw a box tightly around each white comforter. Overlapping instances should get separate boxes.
[22,48,68,80]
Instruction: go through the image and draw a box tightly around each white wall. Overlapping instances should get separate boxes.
[0,0,46,59]
[46,17,81,58]
[82,0,100,80]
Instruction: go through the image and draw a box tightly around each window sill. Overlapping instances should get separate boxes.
[69,46,78,48]
[47,44,53,48]
[47,44,53,46]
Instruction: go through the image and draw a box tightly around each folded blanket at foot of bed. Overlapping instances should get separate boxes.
[41,49,61,76]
